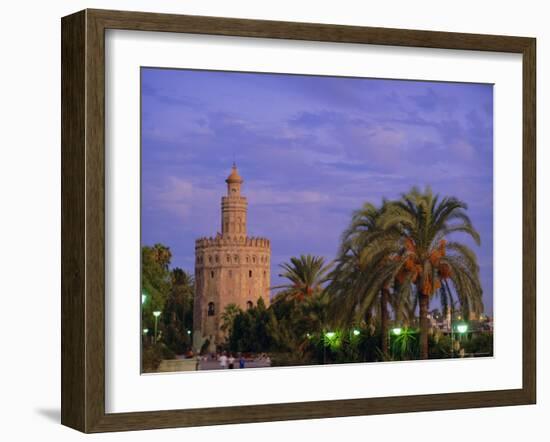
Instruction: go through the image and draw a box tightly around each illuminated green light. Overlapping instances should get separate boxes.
[142,328,148,334]
[392,327,402,336]
[325,331,336,339]
[153,310,161,318]
[141,293,147,304]
[457,324,468,334]
[352,329,360,336]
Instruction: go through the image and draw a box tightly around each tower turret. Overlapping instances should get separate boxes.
[221,164,247,237]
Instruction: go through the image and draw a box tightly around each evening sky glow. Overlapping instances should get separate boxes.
[141,68,493,314]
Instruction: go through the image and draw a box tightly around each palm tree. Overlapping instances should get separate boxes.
[327,202,398,356]
[160,268,194,353]
[380,187,484,359]
[272,255,331,303]
[220,303,241,336]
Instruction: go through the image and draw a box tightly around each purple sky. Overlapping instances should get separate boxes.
[141,68,493,315]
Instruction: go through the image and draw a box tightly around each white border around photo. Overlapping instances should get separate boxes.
[105,29,522,413]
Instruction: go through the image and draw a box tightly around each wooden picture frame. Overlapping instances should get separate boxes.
[61,8,536,433]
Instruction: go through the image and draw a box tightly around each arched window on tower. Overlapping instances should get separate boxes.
[246,301,253,310]
[211,270,214,278]
[207,302,215,316]
[249,270,252,278]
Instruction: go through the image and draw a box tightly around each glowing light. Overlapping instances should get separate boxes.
[325,332,336,339]
[153,311,161,318]
[142,328,148,334]
[353,329,360,336]
[392,327,402,336]
[457,324,468,334]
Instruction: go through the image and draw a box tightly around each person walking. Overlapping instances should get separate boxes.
[218,352,228,369]
[239,354,245,369]
[228,354,235,369]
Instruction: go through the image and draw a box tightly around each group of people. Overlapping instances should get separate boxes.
[194,352,273,370]
[217,352,245,369]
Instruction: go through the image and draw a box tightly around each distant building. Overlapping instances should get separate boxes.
[193,165,271,352]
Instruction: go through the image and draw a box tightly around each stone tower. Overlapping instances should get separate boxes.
[193,165,271,352]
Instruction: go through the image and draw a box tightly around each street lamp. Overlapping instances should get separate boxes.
[323,331,336,364]
[141,293,148,305]
[153,310,161,344]
[456,323,468,347]
[142,328,149,345]
[450,322,468,358]
[391,327,402,336]
[352,329,361,336]
[456,323,468,334]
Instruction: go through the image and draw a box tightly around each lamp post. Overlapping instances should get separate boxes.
[142,328,149,344]
[324,331,335,364]
[389,327,402,358]
[456,322,468,357]
[153,311,161,344]
[457,323,468,342]
[451,322,468,358]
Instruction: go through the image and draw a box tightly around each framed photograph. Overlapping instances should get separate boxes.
[61,9,536,433]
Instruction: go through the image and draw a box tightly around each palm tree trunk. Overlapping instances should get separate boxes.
[380,289,389,356]
[419,293,430,359]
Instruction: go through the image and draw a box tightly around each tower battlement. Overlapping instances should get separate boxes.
[195,236,270,249]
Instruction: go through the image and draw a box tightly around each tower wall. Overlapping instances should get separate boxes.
[221,196,247,236]
[193,237,271,350]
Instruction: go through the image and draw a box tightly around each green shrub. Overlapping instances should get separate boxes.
[142,343,163,373]
[429,333,453,359]
[462,333,493,356]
